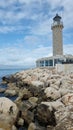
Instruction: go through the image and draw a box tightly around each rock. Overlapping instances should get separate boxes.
[7,83,17,88]
[55,105,73,126]
[0,97,18,130]
[61,93,73,105]
[50,74,61,79]
[47,125,54,130]
[0,97,18,114]
[28,122,36,130]
[2,76,9,83]
[28,97,38,103]
[19,101,32,111]
[12,125,17,130]
[41,102,52,111]
[28,122,46,130]
[2,68,73,130]
[28,97,38,108]
[22,110,34,124]
[51,101,64,111]
[41,100,64,111]
[55,118,73,130]
[0,88,5,93]
[40,75,49,83]
[17,118,24,126]
[51,84,59,90]
[59,88,70,96]
[54,80,62,87]
[0,128,4,130]
[31,81,44,88]
[44,87,61,100]
[4,89,17,97]
[0,120,12,130]
[61,78,72,90]
[36,104,56,126]
[2,75,17,83]
[0,113,17,130]
[18,88,32,100]
[55,107,67,124]
[28,85,41,97]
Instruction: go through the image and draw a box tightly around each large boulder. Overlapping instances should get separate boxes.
[44,87,61,100]
[41,101,64,111]
[0,97,18,129]
[61,93,73,105]
[18,101,34,125]
[36,104,56,126]
[0,115,17,130]
[59,88,70,96]
[30,81,44,88]
[0,97,18,114]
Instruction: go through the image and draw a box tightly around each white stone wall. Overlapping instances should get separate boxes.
[56,64,73,73]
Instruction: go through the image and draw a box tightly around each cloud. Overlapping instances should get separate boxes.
[64,44,73,55]
[0,0,73,67]
[0,0,73,33]
[24,36,39,45]
[0,45,52,67]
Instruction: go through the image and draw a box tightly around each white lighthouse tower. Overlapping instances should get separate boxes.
[51,14,64,56]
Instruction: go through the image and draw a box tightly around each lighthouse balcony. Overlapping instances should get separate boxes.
[51,21,63,28]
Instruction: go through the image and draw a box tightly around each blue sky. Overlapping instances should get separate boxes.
[0,0,73,68]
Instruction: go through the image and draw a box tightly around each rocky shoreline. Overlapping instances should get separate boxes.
[0,67,73,130]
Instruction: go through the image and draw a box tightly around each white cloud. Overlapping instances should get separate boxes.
[0,26,15,33]
[31,17,52,36]
[0,0,73,33]
[64,44,73,55]
[0,45,52,67]
[0,0,73,67]
[24,36,39,45]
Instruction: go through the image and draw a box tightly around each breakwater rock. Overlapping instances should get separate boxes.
[0,97,18,130]
[1,67,73,130]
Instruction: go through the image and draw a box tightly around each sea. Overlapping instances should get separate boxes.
[0,68,25,80]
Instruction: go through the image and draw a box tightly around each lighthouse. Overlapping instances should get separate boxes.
[51,14,64,56]
[36,14,73,68]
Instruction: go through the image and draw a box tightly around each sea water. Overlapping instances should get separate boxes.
[0,68,25,80]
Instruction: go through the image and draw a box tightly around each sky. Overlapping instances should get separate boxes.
[0,0,73,68]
